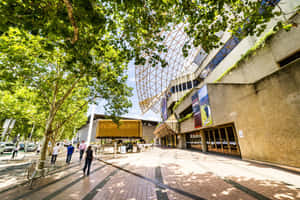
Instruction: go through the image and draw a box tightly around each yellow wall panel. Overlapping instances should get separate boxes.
[96,120,142,138]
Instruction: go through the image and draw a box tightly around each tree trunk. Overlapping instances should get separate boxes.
[38,131,50,169]
[49,134,57,156]
[38,110,55,170]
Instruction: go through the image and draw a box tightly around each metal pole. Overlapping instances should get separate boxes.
[29,124,35,141]
[86,104,95,147]
[71,128,76,145]
[1,119,11,142]
[6,119,16,142]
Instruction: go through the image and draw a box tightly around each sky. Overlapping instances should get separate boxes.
[87,60,162,122]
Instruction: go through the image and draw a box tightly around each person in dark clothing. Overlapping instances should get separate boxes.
[11,145,19,159]
[83,146,93,176]
[66,144,74,164]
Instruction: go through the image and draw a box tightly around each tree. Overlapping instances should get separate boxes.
[0,28,132,169]
[0,84,41,141]
[0,0,289,169]
[0,79,88,143]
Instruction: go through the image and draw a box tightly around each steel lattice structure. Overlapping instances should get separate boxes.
[135,24,201,113]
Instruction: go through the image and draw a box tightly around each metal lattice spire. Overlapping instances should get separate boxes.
[135,24,201,113]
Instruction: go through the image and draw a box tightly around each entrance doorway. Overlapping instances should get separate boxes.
[204,124,240,157]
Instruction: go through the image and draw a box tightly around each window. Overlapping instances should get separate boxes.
[193,79,200,87]
[183,82,187,90]
[187,81,192,89]
[220,128,229,151]
[203,125,240,156]
[278,50,300,67]
[193,49,207,66]
[261,0,280,6]
[171,86,175,93]
[226,126,238,152]
[214,130,221,149]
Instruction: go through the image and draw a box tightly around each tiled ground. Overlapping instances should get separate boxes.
[0,147,299,200]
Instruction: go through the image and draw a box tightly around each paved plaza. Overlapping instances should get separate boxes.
[0,147,299,200]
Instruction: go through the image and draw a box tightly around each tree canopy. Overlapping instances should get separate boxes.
[0,0,289,168]
[0,0,286,67]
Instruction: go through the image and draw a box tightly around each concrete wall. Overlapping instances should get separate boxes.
[77,120,98,143]
[219,14,300,84]
[219,46,279,84]
[180,117,195,134]
[207,60,300,168]
[166,0,299,109]
[174,88,195,117]
[203,0,299,84]
[142,125,156,143]
[177,134,187,149]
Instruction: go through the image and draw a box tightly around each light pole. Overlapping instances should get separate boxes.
[86,104,95,147]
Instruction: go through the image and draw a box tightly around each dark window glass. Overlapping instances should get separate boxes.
[220,128,228,150]
[261,0,280,6]
[215,130,221,149]
[183,82,187,90]
[227,126,238,152]
[171,87,175,93]
[209,130,215,148]
[187,81,192,89]
[205,131,210,145]
[193,79,199,87]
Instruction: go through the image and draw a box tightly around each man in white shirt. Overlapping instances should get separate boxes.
[51,143,60,165]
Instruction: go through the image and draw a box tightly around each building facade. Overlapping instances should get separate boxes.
[154,1,300,168]
[77,114,158,144]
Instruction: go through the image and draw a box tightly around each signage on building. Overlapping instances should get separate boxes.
[191,92,202,128]
[198,85,213,126]
[238,130,244,138]
[161,96,168,121]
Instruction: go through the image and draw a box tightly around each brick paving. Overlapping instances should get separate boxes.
[0,147,299,200]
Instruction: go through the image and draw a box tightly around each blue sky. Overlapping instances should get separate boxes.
[87,60,162,122]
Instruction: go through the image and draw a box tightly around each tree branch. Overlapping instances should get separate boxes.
[55,76,82,114]
[63,0,79,44]
[51,100,91,134]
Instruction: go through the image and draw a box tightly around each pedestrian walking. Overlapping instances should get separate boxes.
[83,146,93,176]
[51,143,60,165]
[36,144,41,155]
[66,144,74,164]
[11,145,19,159]
[79,140,86,162]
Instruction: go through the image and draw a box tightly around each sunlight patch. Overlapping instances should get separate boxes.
[274,193,294,200]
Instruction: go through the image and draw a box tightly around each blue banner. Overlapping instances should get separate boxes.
[161,97,168,121]
[198,85,212,126]
[192,92,202,128]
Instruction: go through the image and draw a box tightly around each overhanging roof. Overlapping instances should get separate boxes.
[153,123,177,138]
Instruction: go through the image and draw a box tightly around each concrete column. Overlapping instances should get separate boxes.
[178,134,187,149]
[200,130,207,152]
[174,135,177,148]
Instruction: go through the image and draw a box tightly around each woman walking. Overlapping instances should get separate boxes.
[83,146,93,176]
